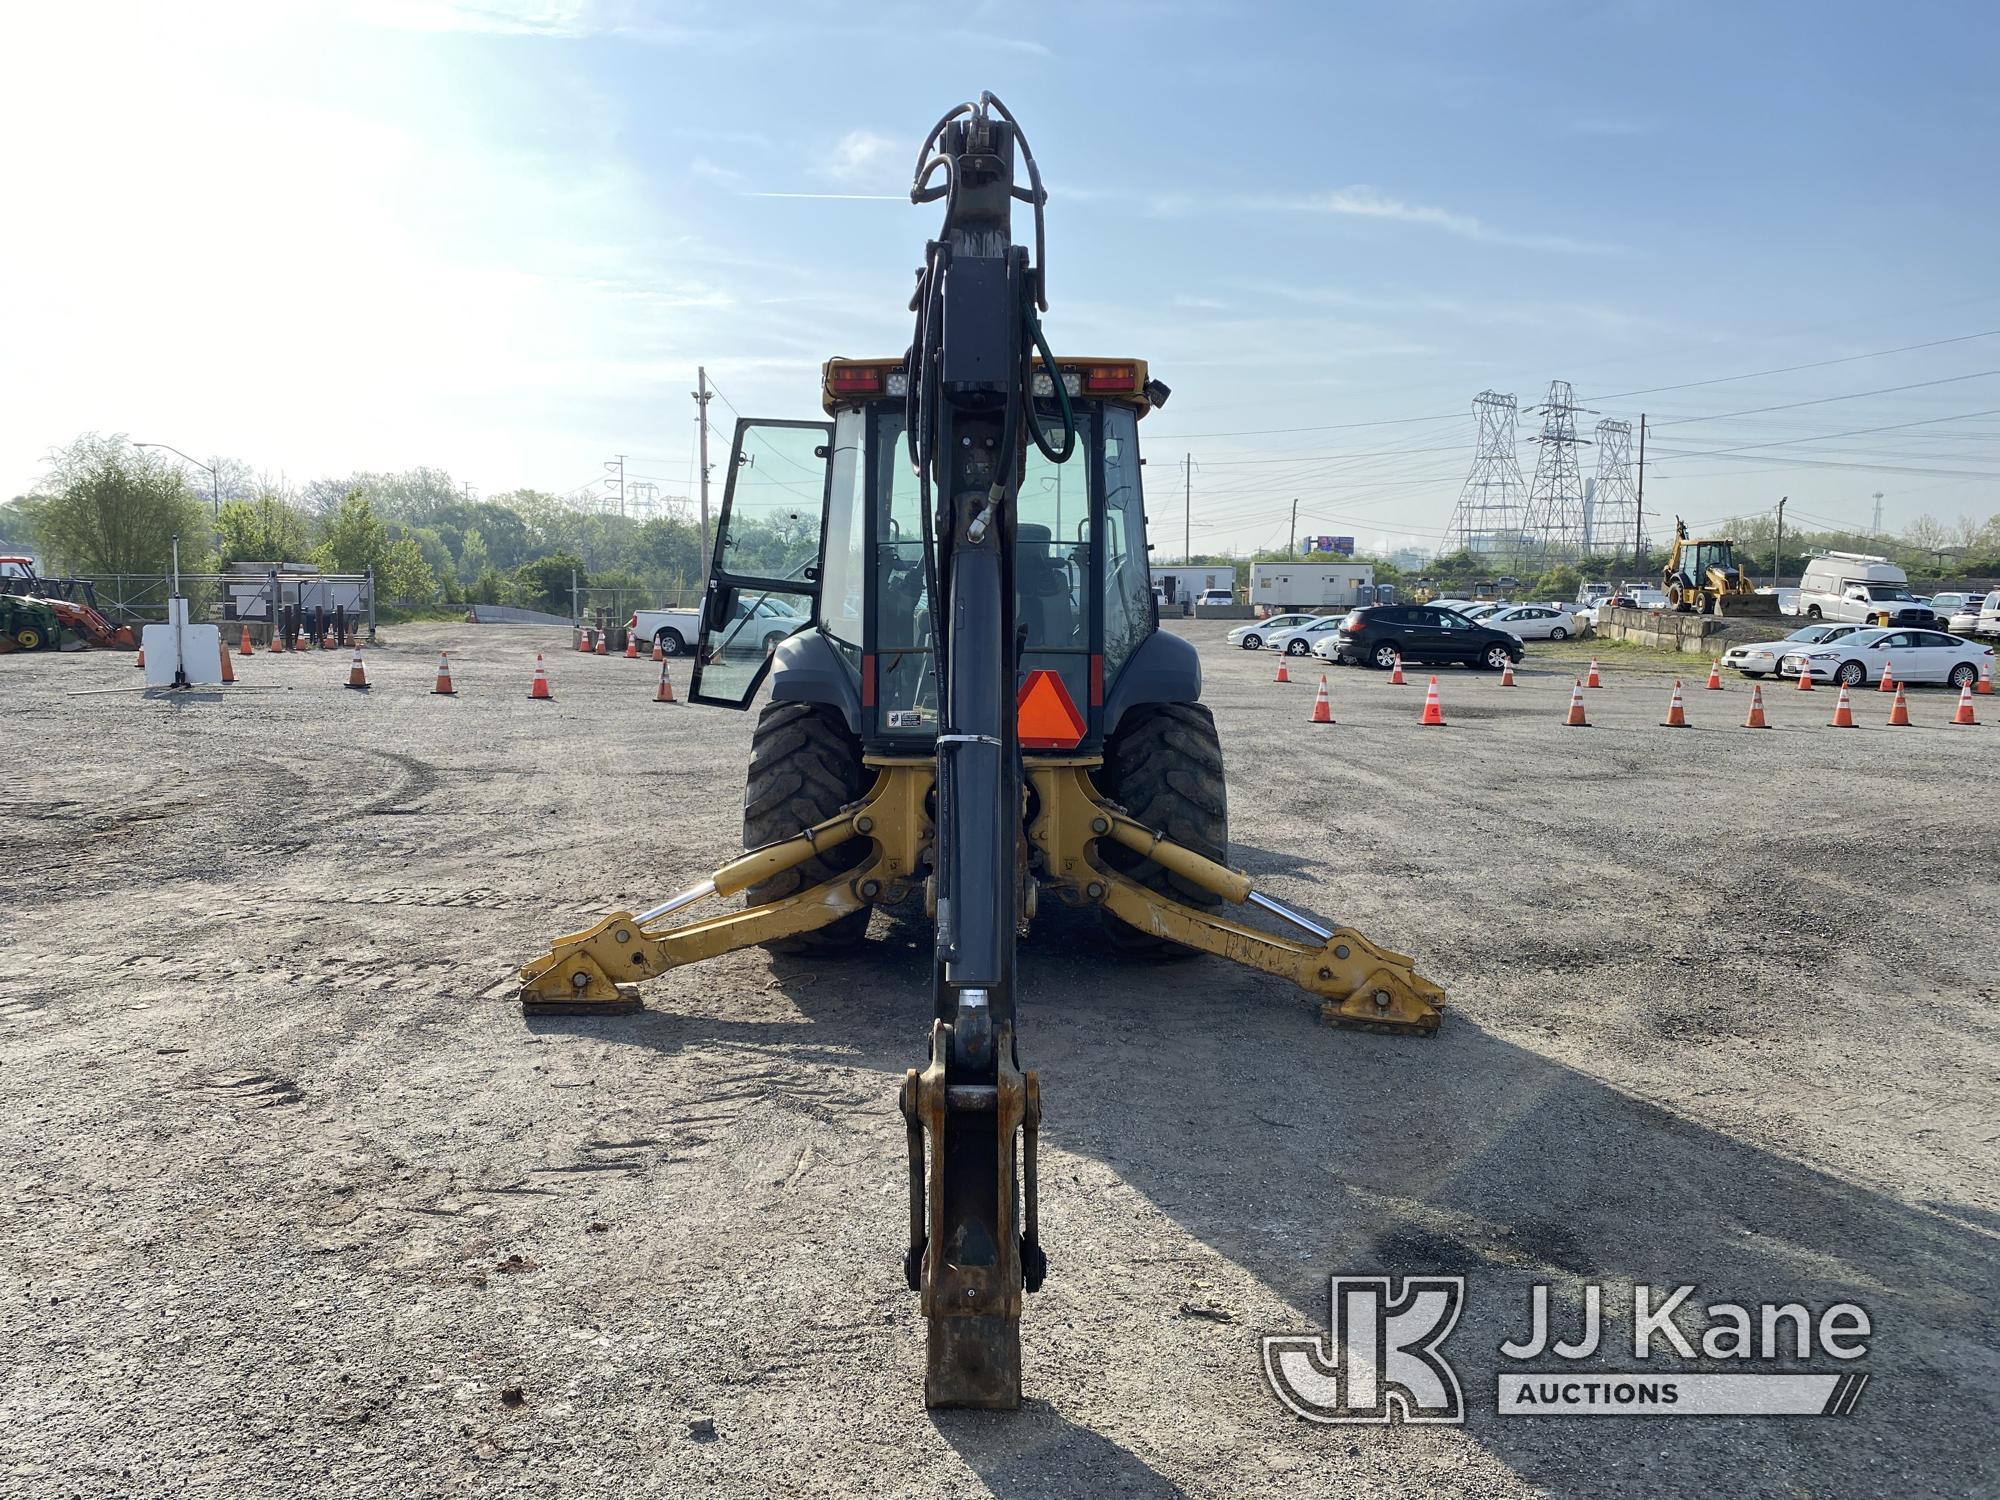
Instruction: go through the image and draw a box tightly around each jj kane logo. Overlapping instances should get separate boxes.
[1264,1277,1871,1423]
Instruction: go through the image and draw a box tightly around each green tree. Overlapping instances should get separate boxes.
[216,494,311,565]
[1531,563,1582,600]
[457,526,490,582]
[513,552,583,614]
[30,434,212,575]
[379,535,436,603]
[314,492,390,573]
[468,565,511,606]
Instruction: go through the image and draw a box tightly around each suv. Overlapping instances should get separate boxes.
[1197,588,1235,608]
[1323,604,1524,672]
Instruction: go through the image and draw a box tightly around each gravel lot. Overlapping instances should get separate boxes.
[2,618,1995,1499]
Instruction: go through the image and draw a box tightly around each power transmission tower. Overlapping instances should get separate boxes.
[1521,380,1594,558]
[604,455,626,517]
[1442,391,1529,562]
[1870,492,1884,535]
[1588,418,1639,559]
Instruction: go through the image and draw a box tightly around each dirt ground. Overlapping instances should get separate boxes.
[2,619,1995,1499]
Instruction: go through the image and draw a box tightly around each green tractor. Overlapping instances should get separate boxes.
[0,595,60,653]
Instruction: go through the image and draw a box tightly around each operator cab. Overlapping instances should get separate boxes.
[689,357,1182,755]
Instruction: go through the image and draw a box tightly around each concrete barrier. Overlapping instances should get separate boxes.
[1193,604,1257,620]
[1594,605,1744,655]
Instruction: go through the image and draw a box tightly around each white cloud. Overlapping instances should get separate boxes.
[827,129,902,186]
[1278,187,1619,255]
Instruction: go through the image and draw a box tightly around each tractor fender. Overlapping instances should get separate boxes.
[1103,629,1202,736]
[767,629,864,736]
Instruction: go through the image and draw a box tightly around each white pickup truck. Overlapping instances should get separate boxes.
[631,596,809,657]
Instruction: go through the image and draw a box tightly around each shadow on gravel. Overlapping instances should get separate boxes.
[930,1405,1190,1499]
[524,896,1997,1497]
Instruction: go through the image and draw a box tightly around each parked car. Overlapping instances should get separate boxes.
[1779,628,1994,689]
[1226,612,1319,651]
[631,595,807,657]
[1197,588,1235,608]
[1721,623,1869,678]
[1264,614,1349,656]
[1459,602,1505,621]
[1973,591,2000,637]
[1484,604,1579,641]
[1319,604,1524,671]
[1428,598,1479,617]
[1628,587,1671,611]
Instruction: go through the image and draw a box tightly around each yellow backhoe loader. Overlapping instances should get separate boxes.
[516,94,1445,1411]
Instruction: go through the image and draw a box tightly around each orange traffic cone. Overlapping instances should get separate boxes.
[1419,675,1446,727]
[528,654,553,701]
[218,644,235,684]
[1705,659,1722,691]
[1878,662,1895,694]
[1563,679,1590,727]
[652,638,665,664]
[238,624,253,656]
[1274,657,1290,684]
[268,629,284,654]
[1585,659,1602,688]
[1743,684,1770,729]
[1661,680,1689,728]
[1498,660,1516,687]
[576,631,590,654]
[653,661,677,703]
[594,633,608,656]
[1979,661,1993,696]
[431,652,456,695]
[1887,685,1912,727]
[1951,681,1979,726]
[623,634,638,660]
[1310,674,1334,724]
[1830,684,1855,728]
[1387,653,1406,686]
[135,646,145,669]
[1795,664,1815,692]
[344,647,369,691]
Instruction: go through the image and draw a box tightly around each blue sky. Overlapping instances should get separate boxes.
[4,0,1996,555]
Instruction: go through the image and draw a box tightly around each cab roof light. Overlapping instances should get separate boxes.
[1032,370,1084,398]
[1082,363,1137,393]
[829,365,886,395]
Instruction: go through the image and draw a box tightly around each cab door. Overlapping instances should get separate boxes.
[687,418,833,709]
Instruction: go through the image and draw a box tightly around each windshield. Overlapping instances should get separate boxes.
[1788,626,1831,642]
[1865,584,1915,601]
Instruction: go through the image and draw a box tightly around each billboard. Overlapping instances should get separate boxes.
[1304,535,1357,556]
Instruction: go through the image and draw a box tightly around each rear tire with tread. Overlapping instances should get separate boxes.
[742,701,871,953]
[1094,703,1229,958]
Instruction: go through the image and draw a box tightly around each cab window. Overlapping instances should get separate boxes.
[1101,406,1153,679]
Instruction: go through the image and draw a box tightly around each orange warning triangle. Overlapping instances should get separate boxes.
[1016,668,1086,749]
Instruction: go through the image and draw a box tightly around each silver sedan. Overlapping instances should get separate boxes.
[1722,623,1869,678]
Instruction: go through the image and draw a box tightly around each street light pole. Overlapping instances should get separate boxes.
[134,442,220,520]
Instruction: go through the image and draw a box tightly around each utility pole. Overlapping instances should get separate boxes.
[1182,452,1192,562]
[1288,498,1298,556]
[1634,414,1646,565]
[1771,496,1787,589]
[694,367,713,577]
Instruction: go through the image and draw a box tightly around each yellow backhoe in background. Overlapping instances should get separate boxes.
[1661,519,1782,616]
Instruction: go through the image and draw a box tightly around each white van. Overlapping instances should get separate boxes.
[1797,552,1938,627]
[1975,590,2000,638]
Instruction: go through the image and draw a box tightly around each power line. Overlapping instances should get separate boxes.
[1584,329,2000,403]
[1648,370,2000,427]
